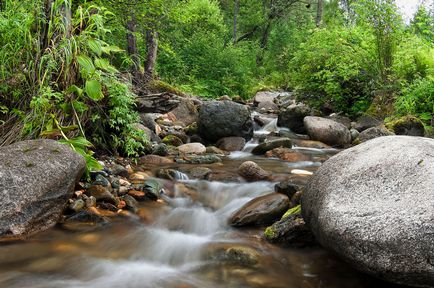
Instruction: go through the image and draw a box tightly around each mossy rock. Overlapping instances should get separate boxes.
[281,205,301,220]
[147,80,185,96]
[162,135,183,147]
[385,116,425,136]
[184,122,198,135]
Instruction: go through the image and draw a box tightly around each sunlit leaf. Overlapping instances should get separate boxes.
[85,79,104,101]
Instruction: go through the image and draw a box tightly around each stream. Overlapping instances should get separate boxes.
[0,116,401,288]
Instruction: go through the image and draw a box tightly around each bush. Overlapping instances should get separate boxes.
[393,34,434,83]
[288,27,377,116]
[394,77,434,124]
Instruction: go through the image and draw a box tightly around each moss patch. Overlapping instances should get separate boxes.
[281,205,301,220]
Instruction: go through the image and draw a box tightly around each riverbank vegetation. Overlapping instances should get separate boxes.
[1,0,433,156]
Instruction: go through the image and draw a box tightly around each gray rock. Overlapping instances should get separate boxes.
[253,91,280,105]
[216,137,246,152]
[251,138,292,155]
[353,115,382,132]
[326,115,352,129]
[176,154,222,164]
[0,140,85,237]
[277,103,311,134]
[358,126,394,142]
[302,136,434,287]
[304,116,351,147]
[229,193,289,227]
[198,101,253,142]
[143,179,163,200]
[258,101,278,112]
[350,128,360,142]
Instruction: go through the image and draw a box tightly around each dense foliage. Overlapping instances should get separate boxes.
[1,0,434,166]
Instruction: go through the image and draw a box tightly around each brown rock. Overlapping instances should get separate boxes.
[178,143,206,154]
[265,148,310,162]
[138,155,174,165]
[229,193,290,226]
[238,161,270,182]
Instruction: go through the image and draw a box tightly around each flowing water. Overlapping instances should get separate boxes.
[0,115,402,288]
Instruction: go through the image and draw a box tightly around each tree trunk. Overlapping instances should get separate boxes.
[145,29,158,77]
[316,0,323,27]
[126,13,140,76]
[233,0,239,44]
[41,0,54,51]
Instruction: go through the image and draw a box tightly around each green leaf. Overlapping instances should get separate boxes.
[66,85,83,97]
[77,55,95,75]
[88,39,103,56]
[59,136,93,149]
[94,58,118,73]
[101,45,124,55]
[72,100,89,113]
[85,80,104,101]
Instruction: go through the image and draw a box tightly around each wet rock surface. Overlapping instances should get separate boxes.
[229,193,290,227]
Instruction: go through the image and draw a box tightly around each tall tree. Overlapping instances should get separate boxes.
[233,0,239,44]
[316,0,323,27]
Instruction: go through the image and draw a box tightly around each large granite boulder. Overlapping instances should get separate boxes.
[0,140,85,238]
[302,136,434,287]
[198,101,253,142]
[303,116,351,147]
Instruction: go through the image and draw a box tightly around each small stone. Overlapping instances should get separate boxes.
[121,195,139,213]
[83,195,96,208]
[92,174,111,189]
[117,200,126,209]
[143,179,162,200]
[176,155,222,164]
[265,148,310,162]
[178,143,206,154]
[118,186,129,195]
[274,181,301,199]
[85,185,117,205]
[251,138,293,155]
[238,161,269,182]
[69,199,85,212]
[264,214,315,246]
[110,164,129,178]
[128,190,147,201]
